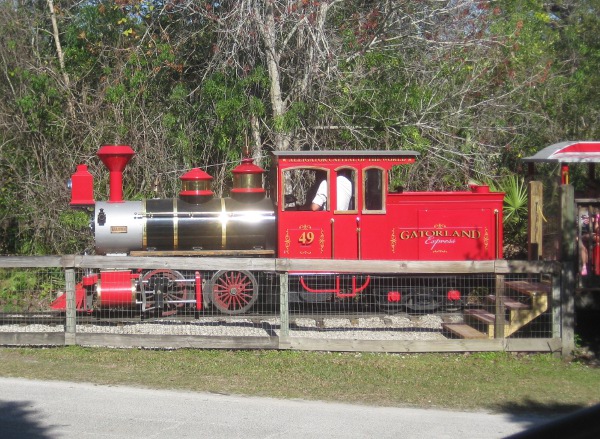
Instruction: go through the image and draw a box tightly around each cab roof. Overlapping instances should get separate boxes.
[271,149,419,160]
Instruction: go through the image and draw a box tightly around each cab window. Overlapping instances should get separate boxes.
[282,168,329,211]
[364,167,384,211]
[335,167,357,212]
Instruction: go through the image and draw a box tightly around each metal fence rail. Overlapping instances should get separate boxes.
[0,256,568,354]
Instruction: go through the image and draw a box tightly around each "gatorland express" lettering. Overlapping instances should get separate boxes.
[399,228,482,251]
[398,229,481,240]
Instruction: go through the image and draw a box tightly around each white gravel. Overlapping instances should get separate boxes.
[0,314,460,341]
[0,324,65,333]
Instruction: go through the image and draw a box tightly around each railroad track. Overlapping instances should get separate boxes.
[0,310,462,327]
[0,313,66,326]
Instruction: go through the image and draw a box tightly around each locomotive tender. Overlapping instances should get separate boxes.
[52,145,504,315]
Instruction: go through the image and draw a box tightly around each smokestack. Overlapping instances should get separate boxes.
[97,145,135,203]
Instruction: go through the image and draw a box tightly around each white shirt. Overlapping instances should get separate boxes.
[312,176,352,210]
[336,175,352,210]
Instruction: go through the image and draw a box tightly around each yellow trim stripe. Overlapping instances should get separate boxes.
[173,198,178,250]
[142,200,147,249]
[221,198,227,249]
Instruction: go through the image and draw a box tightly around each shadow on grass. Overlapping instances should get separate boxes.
[0,400,52,438]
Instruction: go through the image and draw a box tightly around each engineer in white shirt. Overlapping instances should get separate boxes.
[311,170,352,211]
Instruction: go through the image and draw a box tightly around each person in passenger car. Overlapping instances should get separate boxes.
[311,170,352,211]
[578,211,598,276]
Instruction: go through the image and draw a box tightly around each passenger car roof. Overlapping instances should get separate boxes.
[522,141,600,164]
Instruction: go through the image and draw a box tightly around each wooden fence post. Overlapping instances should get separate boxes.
[560,184,576,357]
[279,272,290,347]
[494,274,505,339]
[65,268,76,345]
[528,181,544,260]
[552,270,562,340]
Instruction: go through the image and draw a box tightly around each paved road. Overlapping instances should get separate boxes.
[0,377,551,439]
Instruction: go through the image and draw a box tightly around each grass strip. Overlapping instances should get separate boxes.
[0,347,598,414]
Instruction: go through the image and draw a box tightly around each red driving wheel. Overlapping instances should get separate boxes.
[208,270,258,315]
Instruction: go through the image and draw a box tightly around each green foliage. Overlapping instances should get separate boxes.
[274,102,306,132]
[105,83,126,103]
[0,269,61,312]
[503,181,529,258]
[484,174,528,224]
[64,2,136,78]
[480,174,529,258]
[169,84,187,104]
[13,70,65,132]
[199,67,269,160]
[58,211,93,253]
[333,51,424,150]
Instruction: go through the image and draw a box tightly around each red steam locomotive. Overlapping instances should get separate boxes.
[51,145,504,315]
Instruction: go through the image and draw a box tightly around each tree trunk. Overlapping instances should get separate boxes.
[47,0,75,118]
